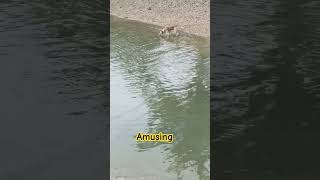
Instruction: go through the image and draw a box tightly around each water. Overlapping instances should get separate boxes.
[213,0,320,179]
[0,1,107,179]
[110,16,210,180]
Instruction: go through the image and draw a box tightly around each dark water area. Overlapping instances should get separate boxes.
[212,0,320,179]
[0,1,108,179]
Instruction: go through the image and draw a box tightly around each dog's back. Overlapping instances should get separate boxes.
[159,26,178,36]
[166,26,176,32]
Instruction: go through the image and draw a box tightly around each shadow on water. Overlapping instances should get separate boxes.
[0,1,107,179]
[111,16,210,179]
[213,0,320,179]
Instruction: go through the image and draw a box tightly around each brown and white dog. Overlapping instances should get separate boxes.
[159,26,179,37]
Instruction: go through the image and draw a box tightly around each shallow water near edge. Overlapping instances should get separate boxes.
[110,16,210,180]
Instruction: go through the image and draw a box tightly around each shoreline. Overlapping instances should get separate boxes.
[110,0,209,38]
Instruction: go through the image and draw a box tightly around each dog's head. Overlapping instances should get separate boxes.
[159,29,165,36]
[159,27,168,36]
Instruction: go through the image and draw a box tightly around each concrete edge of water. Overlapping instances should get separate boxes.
[110,14,210,42]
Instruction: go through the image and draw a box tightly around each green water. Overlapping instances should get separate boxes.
[110,16,210,180]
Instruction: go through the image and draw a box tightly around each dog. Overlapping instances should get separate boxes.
[159,26,179,37]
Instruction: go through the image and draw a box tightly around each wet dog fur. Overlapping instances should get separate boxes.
[159,26,178,37]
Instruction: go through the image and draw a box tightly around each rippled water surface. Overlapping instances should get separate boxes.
[111,16,210,180]
[0,1,107,179]
[213,0,320,179]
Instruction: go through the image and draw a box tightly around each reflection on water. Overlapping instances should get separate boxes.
[0,1,107,179]
[111,16,210,179]
[213,0,320,179]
